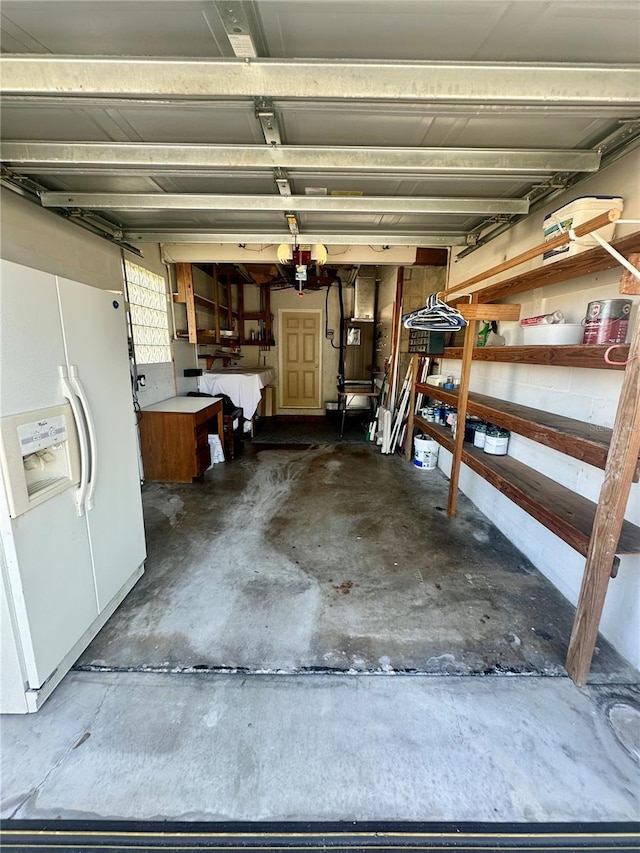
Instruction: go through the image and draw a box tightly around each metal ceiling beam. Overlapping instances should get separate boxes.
[215,1,260,58]
[2,95,634,118]
[123,231,468,247]
[1,142,602,174]
[2,57,639,106]
[40,192,529,214]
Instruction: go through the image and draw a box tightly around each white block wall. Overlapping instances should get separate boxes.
[440,149,640,669]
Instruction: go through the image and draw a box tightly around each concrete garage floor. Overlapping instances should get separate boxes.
[78,442,634,678]
[2,439,639,822]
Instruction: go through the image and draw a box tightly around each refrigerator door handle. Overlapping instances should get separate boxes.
[59,366,89,517]
[69,365,98,512]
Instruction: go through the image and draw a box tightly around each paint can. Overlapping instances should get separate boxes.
[473,422,487,448]
[464,416,483,443]
[483,426,510,455]
[582,299,631,345]
[414,435,439,470]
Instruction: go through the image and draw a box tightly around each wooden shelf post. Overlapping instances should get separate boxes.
[446,298,477,517]
[404,354,420,461]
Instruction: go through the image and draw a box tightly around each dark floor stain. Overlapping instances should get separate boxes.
[333,580,356,595]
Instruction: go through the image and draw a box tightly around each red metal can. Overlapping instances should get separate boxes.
[582,299,631,344]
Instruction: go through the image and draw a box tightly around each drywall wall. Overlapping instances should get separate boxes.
[439,148,640,668]
[0,189,176,407]
[376,266,399,370]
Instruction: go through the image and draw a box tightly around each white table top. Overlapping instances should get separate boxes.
[142,395,222,414]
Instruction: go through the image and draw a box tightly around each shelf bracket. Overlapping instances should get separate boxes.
[610,556,621,579]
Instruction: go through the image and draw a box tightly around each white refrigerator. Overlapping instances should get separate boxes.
[0,258,146,713]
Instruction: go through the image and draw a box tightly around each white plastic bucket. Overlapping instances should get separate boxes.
[414,435,439,470]
[542,196,623,265]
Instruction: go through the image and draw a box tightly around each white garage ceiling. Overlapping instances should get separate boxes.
[1,0,639,257]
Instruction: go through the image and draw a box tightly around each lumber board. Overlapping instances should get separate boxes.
[566,299,640,685]
[416,384,640,481]
[456,303,521,321]
[460,446,640,558]
[446,307,476,517]
[176,263,197,345]
[458,231,640,303]
[619,253,640,295]
[441,344,629,370]
[446,212,625,297]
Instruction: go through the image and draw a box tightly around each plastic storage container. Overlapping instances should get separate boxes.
[542,196,623,265]
[522,323,583,345]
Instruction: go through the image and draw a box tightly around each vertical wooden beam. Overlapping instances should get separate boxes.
[619,253,640,295]
[263,284,272,344]
[404,354,420,461]
[237,280,245,344]
[387,268,405,409]
[446,299,478,517]
[176,263,197,344]
[566,306,640,685]
[212,266,221,344]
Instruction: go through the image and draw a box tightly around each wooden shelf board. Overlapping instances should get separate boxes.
[441,344,629,370]
[173,292,216,309]
[416,384,640,481]
[459,444,640,557]
[461,231,640,303]
[194,293,216,309]
[196,331,218,344]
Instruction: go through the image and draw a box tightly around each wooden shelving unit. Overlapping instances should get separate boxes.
[237,282,273,346]
[417,412,640,558]
[417,383,640,479]
[406,213,640,684]
[173,263,239,346]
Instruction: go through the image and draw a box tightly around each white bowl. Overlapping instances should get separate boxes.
[522,323,584,345]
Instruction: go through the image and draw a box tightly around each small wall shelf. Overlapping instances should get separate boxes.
[441,344,630,370]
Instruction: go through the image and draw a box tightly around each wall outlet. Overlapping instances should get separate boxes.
[137,374,146,388]
[327,329,334,340]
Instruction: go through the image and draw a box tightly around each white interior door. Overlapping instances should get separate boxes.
[57,277,146,611]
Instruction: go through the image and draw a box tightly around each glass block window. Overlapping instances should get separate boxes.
[124,260,172,364]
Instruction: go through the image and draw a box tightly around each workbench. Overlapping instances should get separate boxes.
[138,395,223,483]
